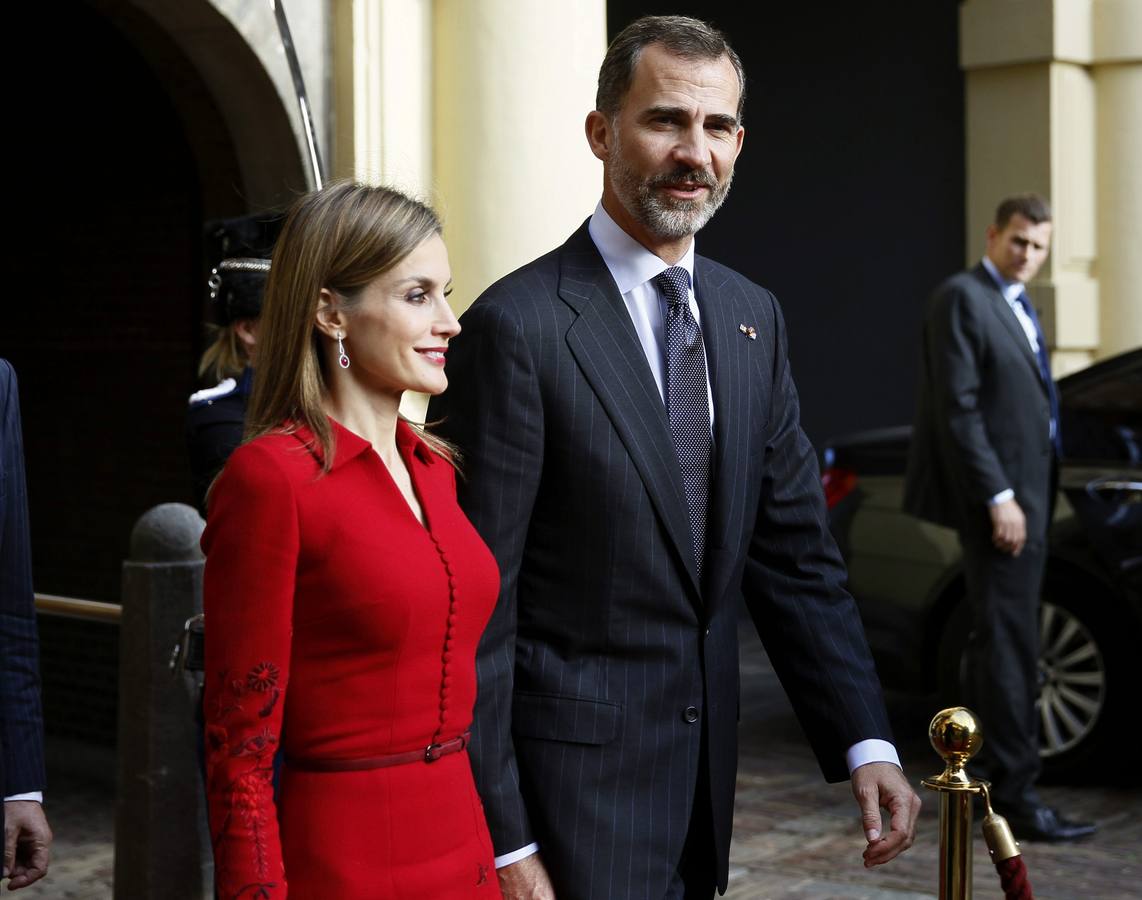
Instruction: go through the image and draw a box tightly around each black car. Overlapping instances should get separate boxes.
[822,348,1141,778]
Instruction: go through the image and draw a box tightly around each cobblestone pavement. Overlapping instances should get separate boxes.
[728,626,1142,900]
[24,629,1141,898]
[17,744,115,899]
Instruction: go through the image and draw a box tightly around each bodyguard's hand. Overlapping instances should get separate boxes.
[3,800,52,890]
[497,852,556,899]
[989,498,1026,556]
[851,762,921,868]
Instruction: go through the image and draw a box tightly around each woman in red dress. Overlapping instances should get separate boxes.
[202,182,502,899]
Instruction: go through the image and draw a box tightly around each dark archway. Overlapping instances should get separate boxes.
[4,0,304,610]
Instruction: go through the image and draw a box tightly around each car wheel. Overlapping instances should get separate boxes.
[1034,577,1135,780]
[936,571,1131,780]
[1036,596,1106,761]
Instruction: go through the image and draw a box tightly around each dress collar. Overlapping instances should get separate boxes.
[288,416,436,470]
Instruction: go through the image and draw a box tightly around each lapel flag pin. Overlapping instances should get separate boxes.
[738,324,757,340]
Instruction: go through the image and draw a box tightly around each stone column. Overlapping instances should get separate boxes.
[960,0,1142,374]
[331,0,605,421]
[1093,1,1142,358]
[432,0,606,310]
[331,0,433,192]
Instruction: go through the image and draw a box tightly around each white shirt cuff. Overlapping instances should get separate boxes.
[494,842,540,869]
[989,489,1015,506]
[846,739,901,774]
[4,792,43,803]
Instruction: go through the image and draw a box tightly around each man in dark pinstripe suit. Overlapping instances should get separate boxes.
[1,360,52,891]
[431,16,920,899]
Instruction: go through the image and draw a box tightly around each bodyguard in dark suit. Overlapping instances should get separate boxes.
[904,194,1095,843]
[431,16,920,899]
[1,360,52,890]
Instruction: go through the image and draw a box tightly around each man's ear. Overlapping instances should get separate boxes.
[585,110,612,162]
[314,288,345,338]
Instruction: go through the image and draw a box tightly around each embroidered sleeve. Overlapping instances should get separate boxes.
[202,442,299,899]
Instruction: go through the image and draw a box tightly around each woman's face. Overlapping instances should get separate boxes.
[332,233,460,399]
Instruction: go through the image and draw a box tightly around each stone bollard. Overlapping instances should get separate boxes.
[114,503,209,899]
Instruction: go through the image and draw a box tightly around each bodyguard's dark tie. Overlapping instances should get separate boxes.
[1014,291,1062,455]
[656,266,712,576]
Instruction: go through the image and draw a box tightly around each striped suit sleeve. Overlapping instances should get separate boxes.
[0,360,47,798]
[742,294,891,781]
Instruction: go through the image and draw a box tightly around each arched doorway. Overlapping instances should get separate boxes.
[5,0,308,746]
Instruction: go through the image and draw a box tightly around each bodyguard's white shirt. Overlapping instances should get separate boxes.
[493,205,900,870]
[981,256,1041,356]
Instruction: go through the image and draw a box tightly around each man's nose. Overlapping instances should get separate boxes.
[673,125,712,169]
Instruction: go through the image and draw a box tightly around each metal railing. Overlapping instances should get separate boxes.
[34,593,121,623]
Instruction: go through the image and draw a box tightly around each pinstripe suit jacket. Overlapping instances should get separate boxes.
[430,222,891,899]
[0,360,47,834]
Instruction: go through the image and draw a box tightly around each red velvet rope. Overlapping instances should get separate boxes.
[996,856,1034,900]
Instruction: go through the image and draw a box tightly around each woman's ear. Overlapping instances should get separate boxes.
[315,288,345,338]
[233,317,259,350]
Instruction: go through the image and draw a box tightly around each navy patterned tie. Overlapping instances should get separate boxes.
[656,266,712,576]
[1014,291,1062,455]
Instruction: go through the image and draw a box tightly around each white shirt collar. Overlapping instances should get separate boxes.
[588,202,696,295]
[981,256,1026,304]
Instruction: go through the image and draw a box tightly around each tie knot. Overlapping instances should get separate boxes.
[656,267,691,307]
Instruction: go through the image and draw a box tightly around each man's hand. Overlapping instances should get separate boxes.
[3,800,52,890]
[851,762,920,868]
[989,498,1026,556]
[497,852,556,900]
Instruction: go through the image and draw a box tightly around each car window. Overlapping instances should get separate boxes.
[1061,357,1142,464]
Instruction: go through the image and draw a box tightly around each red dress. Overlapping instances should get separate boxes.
[202,418,502,899]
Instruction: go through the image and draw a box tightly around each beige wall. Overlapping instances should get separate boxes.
[961,0,1142,375]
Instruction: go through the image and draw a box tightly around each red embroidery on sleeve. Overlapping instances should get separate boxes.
[208,663,283,899]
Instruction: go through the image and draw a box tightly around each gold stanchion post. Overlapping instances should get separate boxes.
[922,707,985,900]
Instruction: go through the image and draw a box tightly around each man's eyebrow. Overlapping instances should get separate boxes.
[704,113,740,130]
[642,105,688,120]
[641,106,740,129]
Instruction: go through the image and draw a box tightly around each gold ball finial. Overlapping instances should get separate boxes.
[924,707,983,790]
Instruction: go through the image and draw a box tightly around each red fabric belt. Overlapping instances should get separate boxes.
[286,732,471,772]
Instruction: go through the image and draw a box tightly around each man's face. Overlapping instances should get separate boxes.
[985,213,1052,284]
[588,43,744,251]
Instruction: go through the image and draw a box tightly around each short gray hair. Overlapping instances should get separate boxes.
[596,15,746,122]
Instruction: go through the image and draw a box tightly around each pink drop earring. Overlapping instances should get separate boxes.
[337,331,350,369]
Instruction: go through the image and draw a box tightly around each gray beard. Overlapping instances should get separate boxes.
[608,146,734,241]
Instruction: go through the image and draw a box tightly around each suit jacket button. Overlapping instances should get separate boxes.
[683,706,699,724]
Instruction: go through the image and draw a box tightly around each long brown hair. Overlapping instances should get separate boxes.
[197,323,250,383]
[244,181,445,470]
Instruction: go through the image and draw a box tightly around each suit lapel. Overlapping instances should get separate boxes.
[695,258,757,606]
[558,224,702,599]
[971,265,1048,396]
